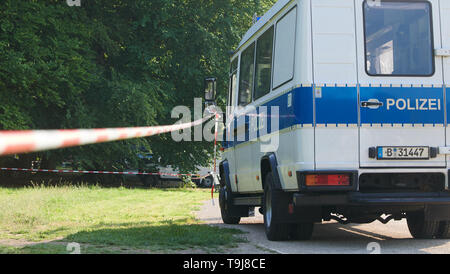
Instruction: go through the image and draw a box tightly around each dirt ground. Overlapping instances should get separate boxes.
[196,199,450,254]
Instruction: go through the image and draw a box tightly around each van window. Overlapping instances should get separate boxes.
[254,26,274,100]
[273,7,297,88]
[228,58,238,108]
[363,1,434,76]
[238,43,255,106]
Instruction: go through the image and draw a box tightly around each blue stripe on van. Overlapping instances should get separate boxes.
[360,86,444,125]
[224,85,446,148]
[224,86,314,148]
[315,86,358,125]
[293,86,315,126]
[261,85,314,130]
[446,88,450,125]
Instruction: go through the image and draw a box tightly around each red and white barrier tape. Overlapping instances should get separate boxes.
[211,113,219,205]
[0,167,203,178]
[0,115,213,156]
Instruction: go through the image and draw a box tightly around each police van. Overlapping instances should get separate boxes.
[205,0,450,241]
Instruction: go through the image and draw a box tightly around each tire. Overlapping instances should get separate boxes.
[202,176,213,188]
[219,185,241,225]
[437,221,450,239]
[290,223,314,241]
[263,172,290,241]
[407,211,441,239]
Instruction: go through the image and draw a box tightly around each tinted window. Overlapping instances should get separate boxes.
[254,27,274,100]
[273,7,297,88]
[238,43,255,106]
[228,58,238,107]
[364,1,434,76]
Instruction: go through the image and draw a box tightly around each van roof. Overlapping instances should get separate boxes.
[235,0,292,54]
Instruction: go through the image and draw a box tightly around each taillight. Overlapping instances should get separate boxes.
[305,174,350,186]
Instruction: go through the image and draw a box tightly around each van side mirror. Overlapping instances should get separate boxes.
[204,77,217,103]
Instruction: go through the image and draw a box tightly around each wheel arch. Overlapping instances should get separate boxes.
[219,160,231,188]
[261,153,283,191]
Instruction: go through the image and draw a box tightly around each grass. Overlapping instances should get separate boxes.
[0,184,245,254]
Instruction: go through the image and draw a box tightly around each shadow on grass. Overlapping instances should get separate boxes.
[63,224,247,252]
[1,223,247,254]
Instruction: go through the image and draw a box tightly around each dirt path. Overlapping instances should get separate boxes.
[197,199,450,254]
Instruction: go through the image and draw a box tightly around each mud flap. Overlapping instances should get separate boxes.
[271,190,322,224]
[228,203,251,218]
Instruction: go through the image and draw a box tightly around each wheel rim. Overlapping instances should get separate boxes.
[265,189,272,227]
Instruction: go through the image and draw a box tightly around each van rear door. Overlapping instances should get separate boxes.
[355,0,446,168]
[439,0,450,164]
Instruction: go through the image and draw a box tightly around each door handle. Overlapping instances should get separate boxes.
[361,100,383,109]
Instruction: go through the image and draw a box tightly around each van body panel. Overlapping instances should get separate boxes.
[440,1,450,175]
[359,86,446,167]
[311,0,359,170]
[314,86,359,170]
[439,0,450,84]
[311,0,358,85]
[228,85,314,193]
[354,0,446,168]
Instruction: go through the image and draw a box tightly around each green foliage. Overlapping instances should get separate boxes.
[0,0,276,172]
[180,175,197,189]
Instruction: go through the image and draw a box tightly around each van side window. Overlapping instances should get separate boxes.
[238,42,256,106]
[363,1,434,76]
[273,7,297,89]
[228,58,238,108]
[254,26,274,100]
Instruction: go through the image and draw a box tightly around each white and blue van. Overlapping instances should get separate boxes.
[208,0,450,241]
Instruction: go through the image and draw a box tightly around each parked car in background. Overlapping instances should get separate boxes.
[123,147,215,188]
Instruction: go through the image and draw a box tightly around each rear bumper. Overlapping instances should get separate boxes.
[293,192,450,207]
[295,169,450,206]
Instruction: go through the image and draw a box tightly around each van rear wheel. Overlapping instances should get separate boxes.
[263,172,290,241]
[407,211,440,239]
[219,185,241,225]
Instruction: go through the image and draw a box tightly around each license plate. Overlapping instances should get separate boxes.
[377,146,430,160]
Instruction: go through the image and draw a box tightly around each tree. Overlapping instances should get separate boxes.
[0,0,276,173]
